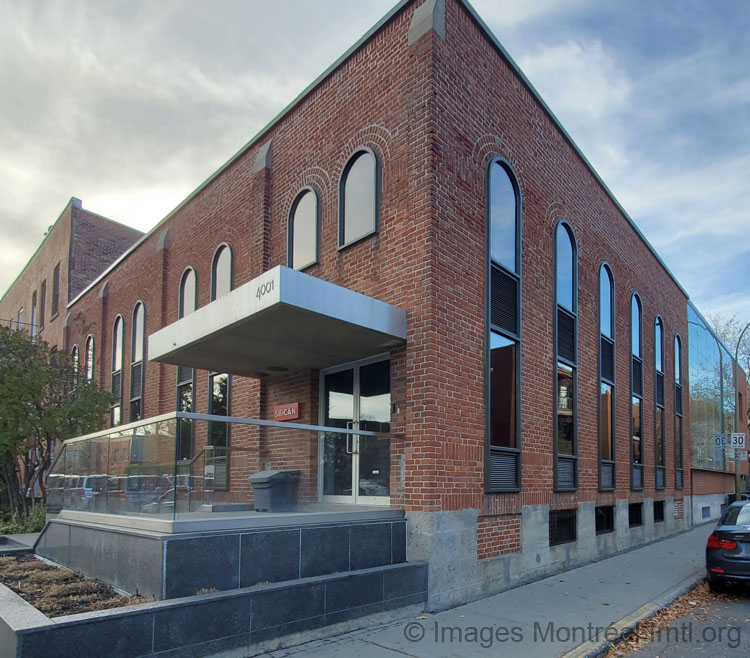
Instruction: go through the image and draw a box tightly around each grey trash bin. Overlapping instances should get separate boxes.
[248,469,300,512]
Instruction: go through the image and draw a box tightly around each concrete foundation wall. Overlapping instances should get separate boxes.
[691,493,729,523]
[408,498,692,610]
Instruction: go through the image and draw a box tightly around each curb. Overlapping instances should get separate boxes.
[560,572,706,658]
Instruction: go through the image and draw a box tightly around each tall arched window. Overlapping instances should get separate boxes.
[85,335,95,381]
[211,246,233,300]
[555,222,577,490]
[177,267,197,458]
[630,294,643,489]
[179,268,197,318]
[71,345,80,383]
[674,334,684,488]
[130,302,146,422]
[654,316,666,487]
[486,160,521,491]
[288,189,319,270]
[599,264,615,489]
[111,316,124,426]
[339,149,378,247]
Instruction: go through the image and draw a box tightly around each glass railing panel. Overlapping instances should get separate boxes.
[107,418,178,518]
[46,413,401,520]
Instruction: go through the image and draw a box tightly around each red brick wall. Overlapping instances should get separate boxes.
[0,201,73,349]
[477,514,521,559]
[692,469,735,496]
[68,207,143,302]
[62,0,695,518]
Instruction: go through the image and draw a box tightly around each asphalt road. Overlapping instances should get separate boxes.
[630,586,750,657]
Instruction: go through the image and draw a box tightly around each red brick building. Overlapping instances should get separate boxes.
[7,0,747,615]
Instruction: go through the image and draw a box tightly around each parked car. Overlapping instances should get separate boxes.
[706,500,750,592]
[118,475,172,512]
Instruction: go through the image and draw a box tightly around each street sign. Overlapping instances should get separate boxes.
[730,433,746,449]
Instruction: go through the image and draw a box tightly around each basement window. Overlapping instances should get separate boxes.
[628,503,643,528]
[654,501,665,523]
[595,506,615,535]
[550,509,577,546]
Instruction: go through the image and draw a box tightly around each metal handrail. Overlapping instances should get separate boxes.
[59,410,404,445]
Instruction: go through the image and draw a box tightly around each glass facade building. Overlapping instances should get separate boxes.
[688,303,736,471]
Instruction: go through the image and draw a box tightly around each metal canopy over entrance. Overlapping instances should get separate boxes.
[148,265,407,378]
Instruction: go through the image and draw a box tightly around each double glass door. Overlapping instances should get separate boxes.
[321,357,390,505]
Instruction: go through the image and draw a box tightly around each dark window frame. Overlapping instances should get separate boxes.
[31,291,38,337]
[179,267,198,318]
[130,302,146,422]
[674,333,684,488]
[630,293,644,490]
[51,263,60,318]
[210,244,234,301]
[111,315,124,426]
[85,335,95,381]
[288,186,321,271]
[654,316,666,488]
[338,147,381,250]
[629,502,643,527]
[554,220,578,491]
[39,280,46,330]
[207,372,232,491]
[485,158,522,493]
[176,365,195,461]
[71,345,79,384]
[595,505,615,535]
[549,508,577,546]
[598,263,616,491]
[654,500,665,523]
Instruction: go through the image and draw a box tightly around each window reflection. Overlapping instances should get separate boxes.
[557,363,574,455]
[632,396,642,464]
[600,383,613,461]
[556,225,575,311]
[490,332,517,449]
[489,162,517,272]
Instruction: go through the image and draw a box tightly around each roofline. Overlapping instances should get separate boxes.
[457,0,687,297]
[67,0,414,311]
[688,301,746,378]
[67,0,688,310]
[2,196,78,303]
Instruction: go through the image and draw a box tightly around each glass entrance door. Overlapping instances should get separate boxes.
[321,357,390,505]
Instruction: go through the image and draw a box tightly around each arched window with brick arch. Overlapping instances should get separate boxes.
[554,221,577,490]
[599,263,615,490]
[339,148,379,247]
[486,159,521,492]
[211,245,233,300]
[288,188,319,270]
[630,293,644,489]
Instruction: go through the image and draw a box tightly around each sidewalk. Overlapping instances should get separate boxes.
[260,523,714,658]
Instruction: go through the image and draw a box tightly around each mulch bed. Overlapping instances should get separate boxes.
[0,555,152,617]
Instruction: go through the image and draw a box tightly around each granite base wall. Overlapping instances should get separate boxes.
[35,517,407,600]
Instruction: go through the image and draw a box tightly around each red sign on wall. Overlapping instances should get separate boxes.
[273,403,300,422]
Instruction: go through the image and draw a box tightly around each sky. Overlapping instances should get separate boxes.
[1,0,748,329]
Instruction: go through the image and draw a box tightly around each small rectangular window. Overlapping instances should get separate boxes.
[629,503,643,527]
[39,281,46,329]
[654,501,665,523]
[595,506,615,535]
[51,264,60,317]
[550,508,577,546]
